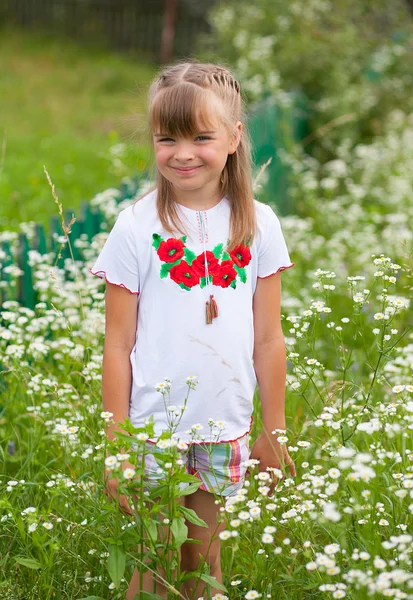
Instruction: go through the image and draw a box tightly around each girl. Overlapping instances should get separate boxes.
[90,61,296,599]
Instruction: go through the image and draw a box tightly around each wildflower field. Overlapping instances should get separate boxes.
[1,109,413,599]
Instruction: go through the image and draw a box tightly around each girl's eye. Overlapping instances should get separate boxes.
[196,136,211,141]
[158,137,174,143]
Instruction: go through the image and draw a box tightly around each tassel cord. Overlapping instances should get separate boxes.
[199,211,218,323]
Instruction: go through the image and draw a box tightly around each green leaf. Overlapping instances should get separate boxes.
[183,247,197,265]
[222,251,230,260]
[200,276,206,289]
[230,278,237,289]
[180,235,187,244]
[212,243,223,259]
[160,260,180,278]
[108,544,126,588]
[171,517,188,547]
[152,233,163,250]
[134,593,167,600]
[178,506,208,528]
[179,481,202,496]
[146,519,157,544]
[237,267,247,283]
[14,556,42,570]
[178,282,192,291]
[176,473,204,484]
[79,597,107,600]
[200,573,227,592]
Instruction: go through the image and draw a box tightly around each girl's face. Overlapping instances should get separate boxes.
[153,117,242,196]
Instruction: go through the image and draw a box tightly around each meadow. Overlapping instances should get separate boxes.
[0,27,155,233]
[1,105,412,599]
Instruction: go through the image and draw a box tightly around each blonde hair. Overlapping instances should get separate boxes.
[135,61,257,252]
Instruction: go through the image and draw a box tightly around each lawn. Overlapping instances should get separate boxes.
[0,27,156,233]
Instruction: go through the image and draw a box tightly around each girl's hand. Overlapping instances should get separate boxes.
[247,433,296,496]
[103,459,136,517]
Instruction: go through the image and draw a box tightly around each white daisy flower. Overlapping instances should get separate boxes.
[100,411,113,419]
[123,468,136,479]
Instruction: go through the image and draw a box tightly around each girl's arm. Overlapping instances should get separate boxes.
[251,272,296,490]
[252,271,286,434]
[102,282,138,443]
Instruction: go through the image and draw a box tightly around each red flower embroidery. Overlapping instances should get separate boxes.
[192,251,220,277]
[230,244,252,268]
[169,260,200,288]
[212,260,237,288]
[157,238,185,263]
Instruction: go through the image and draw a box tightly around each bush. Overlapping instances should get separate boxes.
[201,0,413,161]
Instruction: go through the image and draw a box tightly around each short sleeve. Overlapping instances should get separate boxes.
[257,205,294,278]
[89,209,140,294]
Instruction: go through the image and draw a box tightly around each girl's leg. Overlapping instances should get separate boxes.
[180,488,226,600]
[126,494,184,600]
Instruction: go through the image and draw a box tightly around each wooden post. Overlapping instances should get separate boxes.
[160,0,178,63]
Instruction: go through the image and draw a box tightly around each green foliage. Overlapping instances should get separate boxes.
[202,0,413,159]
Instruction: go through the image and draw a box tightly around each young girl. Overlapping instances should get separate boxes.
[90,61,296,599]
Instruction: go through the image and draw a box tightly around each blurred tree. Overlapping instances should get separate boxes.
[405,0,413,15]
[200,0,413,161]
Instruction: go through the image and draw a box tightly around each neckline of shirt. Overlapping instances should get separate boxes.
[175,195,227,215]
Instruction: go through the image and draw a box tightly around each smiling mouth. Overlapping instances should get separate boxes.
[171,166,202,173]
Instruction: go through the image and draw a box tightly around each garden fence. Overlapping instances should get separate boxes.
[0,0,215,61]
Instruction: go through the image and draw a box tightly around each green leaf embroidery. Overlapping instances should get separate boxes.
[159,260,180,278]
[200,276,206,289]
[178,282,192,291]
[212,242,223,260]
[183,247,197,265]
[222,251,230,261]
[152,233,163,250]
[171,517,188,547]
[234,265,247,283]
[245,232,253,247]
[230,278,237,289]
[180,235,187,243]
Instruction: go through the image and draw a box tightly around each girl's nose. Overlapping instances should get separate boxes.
[174,141,195,162]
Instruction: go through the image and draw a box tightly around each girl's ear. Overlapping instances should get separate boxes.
[228,121,243,155]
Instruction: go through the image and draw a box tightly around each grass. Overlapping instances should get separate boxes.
[0,26,157,233]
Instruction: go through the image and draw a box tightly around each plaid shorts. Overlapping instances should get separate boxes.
[131,434,250,498]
